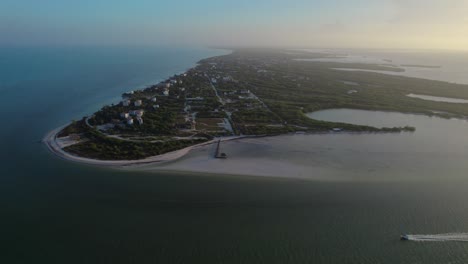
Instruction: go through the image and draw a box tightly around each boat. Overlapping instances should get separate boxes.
[400,234,409,241]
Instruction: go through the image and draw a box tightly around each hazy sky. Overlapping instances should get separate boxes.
[1,0,467,50]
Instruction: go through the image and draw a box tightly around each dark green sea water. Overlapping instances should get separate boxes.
[1,47,468,263]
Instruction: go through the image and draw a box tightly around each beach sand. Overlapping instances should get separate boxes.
[43,125,248,167]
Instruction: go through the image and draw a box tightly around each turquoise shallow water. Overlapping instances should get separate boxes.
[2,47,468,263]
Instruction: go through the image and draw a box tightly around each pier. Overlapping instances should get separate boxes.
[215,139,227,159]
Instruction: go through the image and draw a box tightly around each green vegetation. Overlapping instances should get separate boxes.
[58,49,468,160]
[57,118,88,138]
[204,49,468,122]
[65,129,208,160]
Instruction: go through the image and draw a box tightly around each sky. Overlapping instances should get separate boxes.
[1,0,468,50]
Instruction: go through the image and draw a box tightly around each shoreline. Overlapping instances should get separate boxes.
[43,124,249,167]
[43,110,465,170]
[43,122,418,169]
[40,48,466,169]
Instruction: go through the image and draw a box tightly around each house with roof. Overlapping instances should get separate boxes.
[122,100,131,107]
[136,117,144,125]
[129,110,144,117]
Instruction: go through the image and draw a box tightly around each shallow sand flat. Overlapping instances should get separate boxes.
[135,109,468,182]
[133,140,341,181]
[131,135,409,181]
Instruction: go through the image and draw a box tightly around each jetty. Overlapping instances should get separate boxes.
[215,139,227,159]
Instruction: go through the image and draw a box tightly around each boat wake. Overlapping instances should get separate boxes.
[406,233,468,242]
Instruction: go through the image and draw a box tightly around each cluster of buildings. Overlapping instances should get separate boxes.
[122,99,143,107]
[120,98,147,126]
[210,75,235,84]
[120,110,144,125]
[118,77,180,127]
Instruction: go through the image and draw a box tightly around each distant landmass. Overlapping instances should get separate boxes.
[401,64,442,68]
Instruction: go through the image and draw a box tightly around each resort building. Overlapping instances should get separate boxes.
[136,117,144,125]
[122,100,131,107]
[120,113,129,119]
[129,110,144,117]
[126,118,134,125]
[134,100,142,107]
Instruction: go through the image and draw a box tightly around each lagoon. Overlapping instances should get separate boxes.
[301,49,468,84]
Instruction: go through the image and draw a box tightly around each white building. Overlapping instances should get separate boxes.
[151,97,157,102]
[153,104,160,109]
[134,100,142,107]
[122,100,131,107]
[136,117,144,125]
[129,110,144,117]
[163,89,169,96]
[120,113,129,119]
[126,118,134,125]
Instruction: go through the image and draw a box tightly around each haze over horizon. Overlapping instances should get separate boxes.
[1,0,468,51]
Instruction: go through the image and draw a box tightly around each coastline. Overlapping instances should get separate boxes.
[43,125,248,167]
[42,49,236,168]
[40,48,468,169]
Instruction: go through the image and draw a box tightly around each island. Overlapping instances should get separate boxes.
[44,49,468,164]
[400,64,442,69]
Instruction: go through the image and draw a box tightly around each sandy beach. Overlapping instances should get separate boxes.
[43,124,247,167]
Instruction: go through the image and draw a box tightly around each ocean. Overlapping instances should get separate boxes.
[2,47,468,263]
